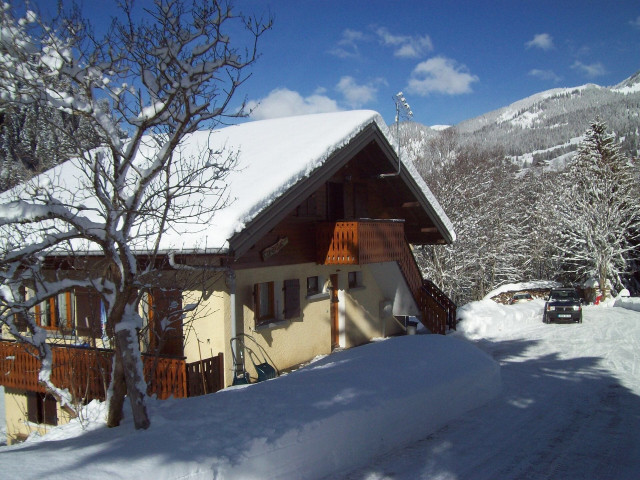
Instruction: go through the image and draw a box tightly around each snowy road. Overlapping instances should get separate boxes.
[339,302,640,480]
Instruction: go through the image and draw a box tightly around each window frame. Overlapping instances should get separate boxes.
[254,281,276,326]
[26,391,58,426]
[306,276,320,296]
[34,291,74,331]
[348,271,364,290]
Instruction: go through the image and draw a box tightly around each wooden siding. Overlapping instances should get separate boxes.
[0,341,187,400]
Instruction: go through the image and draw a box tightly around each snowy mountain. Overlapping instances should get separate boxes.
[396,70,640,168]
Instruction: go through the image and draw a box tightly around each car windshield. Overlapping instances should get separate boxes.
[550,290,578,301]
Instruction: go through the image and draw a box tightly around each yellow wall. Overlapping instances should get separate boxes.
[228,262,397,384]
[3,388,73,445]
[182,274,228,367]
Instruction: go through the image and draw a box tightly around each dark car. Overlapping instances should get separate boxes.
[511,292,533,304]
[543,288,582,324]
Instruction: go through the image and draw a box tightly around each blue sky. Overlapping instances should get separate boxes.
[37,0,640,127]
[237,0,640,126]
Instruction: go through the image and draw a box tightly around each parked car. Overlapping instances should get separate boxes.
[543,288,582,323]
[511,292,533,304]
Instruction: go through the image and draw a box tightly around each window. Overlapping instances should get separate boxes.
[35,292,74,331]
[142,289,184,357]
[306,276,320,296]
[283,279,300,320]
[348,271,363,289]
[26,391,57,425]
[254,282,275,326]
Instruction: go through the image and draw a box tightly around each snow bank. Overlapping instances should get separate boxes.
[0,335,500,480]
[483,281,561,300]
[614,295,640,312]
[457,299,544,339]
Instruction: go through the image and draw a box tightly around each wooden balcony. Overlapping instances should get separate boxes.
[317,221,456,334]
[317,220,407,265]
[0,341,187,400]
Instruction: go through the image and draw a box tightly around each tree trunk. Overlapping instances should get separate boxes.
[105,288,151,430]
[116,327,150,430]
[106,348,126,428]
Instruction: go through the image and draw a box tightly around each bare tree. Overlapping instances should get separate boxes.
[0,0,271,429]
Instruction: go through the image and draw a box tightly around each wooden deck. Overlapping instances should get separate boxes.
[317,220,456,334]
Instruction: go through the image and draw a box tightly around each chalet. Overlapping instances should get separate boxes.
[0,110,456,443]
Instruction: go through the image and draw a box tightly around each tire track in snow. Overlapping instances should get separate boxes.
[338,305,640,480]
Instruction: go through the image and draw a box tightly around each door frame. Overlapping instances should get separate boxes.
[330,273,345,349]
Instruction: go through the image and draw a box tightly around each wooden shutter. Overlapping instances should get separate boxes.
[13,286,29,331]
[75,287,103,338]
[150,289,184,357]
[43,394,58,425]
[26,391,39,423]
[283,279,300,320]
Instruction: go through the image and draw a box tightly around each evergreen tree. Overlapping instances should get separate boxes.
[552,120,640,295]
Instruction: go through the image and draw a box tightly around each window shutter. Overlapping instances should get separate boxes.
[253,283,260,325]
[43,394,58,425]
[13,311,28,332]
[75,287,102,338]
[26,391,39,423]
[283,279,300,320]
[151,289,184,357]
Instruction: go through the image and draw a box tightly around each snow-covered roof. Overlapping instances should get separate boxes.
[0,110,455,254]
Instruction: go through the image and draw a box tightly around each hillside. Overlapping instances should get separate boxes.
[395,70,640,168]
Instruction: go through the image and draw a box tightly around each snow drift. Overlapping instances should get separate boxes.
[0,335,500,480]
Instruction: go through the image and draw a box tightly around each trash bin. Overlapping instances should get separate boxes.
[406,319,418,335]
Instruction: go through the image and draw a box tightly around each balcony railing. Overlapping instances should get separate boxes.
[317,220,406,265]
[0,341,187,400]
[317,221,456,334]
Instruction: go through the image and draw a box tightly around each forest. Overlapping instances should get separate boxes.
[402,120,640,305]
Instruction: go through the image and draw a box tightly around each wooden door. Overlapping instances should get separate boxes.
[330,274,339,348]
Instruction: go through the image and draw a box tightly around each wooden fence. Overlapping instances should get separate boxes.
[0,341,187,400]
[186,353,225,397]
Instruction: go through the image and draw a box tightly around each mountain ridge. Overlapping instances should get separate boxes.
[396,69,640,168]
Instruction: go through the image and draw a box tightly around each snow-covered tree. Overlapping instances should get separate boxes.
[0,85,104,191]
[552,120,640,296]
[0,0,271,429]
[414,138,524,303]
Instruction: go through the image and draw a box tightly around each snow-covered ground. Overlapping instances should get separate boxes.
[2,298,640,480]
[341,298,640,480]
[0,334,500,479]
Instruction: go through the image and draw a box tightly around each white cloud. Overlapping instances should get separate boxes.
[247,88,341,120]
[631,16,640,28]
[528,69,562,82]
[407,56,478,96]
[525,33,554,50]
[375,27,433,58]
[571,61,607,78]
[335,76,385,107]
[329,29,367,58]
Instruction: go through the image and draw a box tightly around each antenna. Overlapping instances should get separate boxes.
[380,92,414,178]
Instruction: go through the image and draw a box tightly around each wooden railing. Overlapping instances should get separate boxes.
[317,221,456,334]
[186,353,225,396]
[0,341,187,400]
[317,220,406,265]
